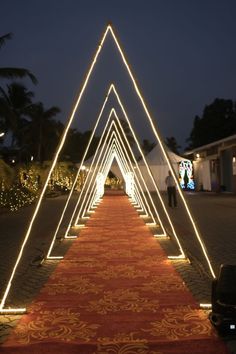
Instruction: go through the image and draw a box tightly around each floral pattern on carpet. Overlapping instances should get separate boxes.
[2,193,228,354]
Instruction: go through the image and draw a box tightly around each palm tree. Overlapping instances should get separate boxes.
[25,103,61,162]
[0,33,37,84]
[142,139,156,155]
[0,82,34,148]
[165,136,181,155]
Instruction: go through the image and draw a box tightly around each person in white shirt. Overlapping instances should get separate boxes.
[165,170,177,207]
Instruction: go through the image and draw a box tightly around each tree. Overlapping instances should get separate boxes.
[24,103,61,162]
[0,82,34,148]
[0,33,37,84]
[186,98,236,149]
[61,129,100,163]
[165,136,181,154]
[142,139,156,155]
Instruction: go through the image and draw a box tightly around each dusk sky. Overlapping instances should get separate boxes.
[1,0,236,151]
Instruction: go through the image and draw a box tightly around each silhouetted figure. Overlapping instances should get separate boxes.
[165,170,177,207]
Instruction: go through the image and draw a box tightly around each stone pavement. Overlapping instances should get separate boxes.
[0,191,235,351]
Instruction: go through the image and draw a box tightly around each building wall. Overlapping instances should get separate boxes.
[232,146,236,193]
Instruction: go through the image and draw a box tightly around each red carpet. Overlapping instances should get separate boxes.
[1,193,228,353]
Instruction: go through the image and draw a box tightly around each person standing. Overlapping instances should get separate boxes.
[165,170,177,207]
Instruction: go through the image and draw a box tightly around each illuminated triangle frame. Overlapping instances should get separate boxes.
[70,109,165,231]
[72,119,157,227]
[86,137,135,207]
[75,119,160,226]
[86,135,159,221]
[65,88,190,251]
[0,24,215,314]
[46,84,152,248]
[55,107,161,243]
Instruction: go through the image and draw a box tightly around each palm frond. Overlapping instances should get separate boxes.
[44,106,61,119]
[0,33,13,49]
[0,68,38,84]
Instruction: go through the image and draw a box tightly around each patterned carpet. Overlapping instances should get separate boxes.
[1,192,228,353]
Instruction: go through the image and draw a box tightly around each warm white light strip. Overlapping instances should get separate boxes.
[84,134,136,214]
[67,92,163,244]
[95,126,150,219]
[106,142,139,204]
[0,26,116,311]
[76,125,119,223]
[2,24,214,312]
[74,116,147,224]
[0,308,26,314]
[74,100,163,239]
[109,137,149,216]
[78,136,122,222]
[101,116,152,220]
[108,105,166,234]
[72,100,168,235]
[82,149,114,216]
[109,120,156,220]
[86,147,129,213]
[110,136,145,209]
[111,86,184,254]
[113,112,161,225]
[90,186,102,210]
[64,109,118,233]
[168,255,186,260]
[200,303,212,309]
[47,85,114,255]
[107,26,215,278]
[81,134,142,218]
[85,181,100,214]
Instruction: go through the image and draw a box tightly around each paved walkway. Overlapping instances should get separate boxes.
[1,193,228,353]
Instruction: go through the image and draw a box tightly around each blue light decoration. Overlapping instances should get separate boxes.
[179,160,195,190]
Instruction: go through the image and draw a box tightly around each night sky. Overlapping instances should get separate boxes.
[1,0,236,150]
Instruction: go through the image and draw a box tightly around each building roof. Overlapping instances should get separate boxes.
[185,134,236,155]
